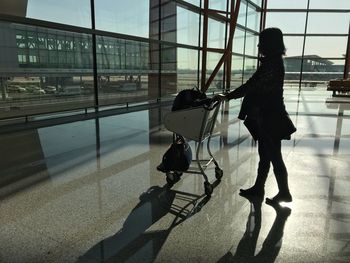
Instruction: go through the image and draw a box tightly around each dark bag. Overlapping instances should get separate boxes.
[157,136,192,172]
[172,87,211,111]
[279,113,297,140]
[244,117,261,141]
[262,113,297,140]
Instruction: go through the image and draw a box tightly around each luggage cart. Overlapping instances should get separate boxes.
[162,101,223,196]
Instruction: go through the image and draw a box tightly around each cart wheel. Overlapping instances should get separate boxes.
[204,182,213,196]
[215,167,223,180]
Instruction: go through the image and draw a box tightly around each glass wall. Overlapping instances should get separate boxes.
[0,0,261,120]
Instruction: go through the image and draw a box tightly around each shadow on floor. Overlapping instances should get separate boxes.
[77,184,213,263]
[217,195,292,263]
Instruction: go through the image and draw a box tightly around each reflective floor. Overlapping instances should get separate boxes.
[1,88,350,263]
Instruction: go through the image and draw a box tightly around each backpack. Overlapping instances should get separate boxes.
[157,135,192,173]
[171,87,212,111]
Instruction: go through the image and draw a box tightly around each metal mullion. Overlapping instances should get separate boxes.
[201,0,209,91]
[241,1,248,85]
[344,23,350,79]
[197,0,202,88]
[223,0,229,93]
[236,24,259,35]
[266,9,350,13]
[283,33,349,37]
[299,0,310,91]
[158,0,161,100]
[173,0,201,13]
[244,0,261,10]
[90,0,98,110]
[257,0,267,69]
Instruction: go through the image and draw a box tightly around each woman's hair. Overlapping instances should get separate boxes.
[258,28,286,56]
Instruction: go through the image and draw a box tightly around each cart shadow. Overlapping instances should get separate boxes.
[77,183,213,263]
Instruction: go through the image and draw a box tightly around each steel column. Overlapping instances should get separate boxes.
[203,0,241,92]
[201,0,209,91]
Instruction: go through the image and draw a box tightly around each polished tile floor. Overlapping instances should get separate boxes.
[1,88,350,263]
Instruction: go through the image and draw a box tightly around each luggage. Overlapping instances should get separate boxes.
[171,87,212,111]
[157,135,192,173]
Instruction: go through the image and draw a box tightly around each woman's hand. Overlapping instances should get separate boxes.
[212,94,227,102]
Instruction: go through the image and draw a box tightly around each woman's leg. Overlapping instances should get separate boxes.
[240,138,271,197]
[265,137,292,202]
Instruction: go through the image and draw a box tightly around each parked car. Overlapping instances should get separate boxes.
[57,86,81,95]
[7,85,26,93]
[33,88,46,95]
[44,85,57,94]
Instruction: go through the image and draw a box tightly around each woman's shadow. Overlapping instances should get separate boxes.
[218,194,292,263]
[77,184,211,263]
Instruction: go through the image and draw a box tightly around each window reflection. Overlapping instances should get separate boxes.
[95,0,149,37]
[26,0,91,28]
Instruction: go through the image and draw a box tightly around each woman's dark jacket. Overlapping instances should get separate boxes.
[226,54,296,140]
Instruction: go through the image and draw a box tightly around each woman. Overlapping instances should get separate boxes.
[215,28,296,203]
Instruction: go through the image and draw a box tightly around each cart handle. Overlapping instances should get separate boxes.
[203,100,221,111]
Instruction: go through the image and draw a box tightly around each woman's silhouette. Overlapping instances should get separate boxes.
[214,28,296,203]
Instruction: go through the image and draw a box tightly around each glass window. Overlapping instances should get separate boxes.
[95,0,149,37]
[185,0,201,6]
[97,36,150,104]
[209,0,227,11]
[304,36,348,58]
[243,57,258,81]
[237,1,247,27]
[231,55,244,88]
[265,12,307,34]
[26,0,91,28]
[177,48,199,91]
[302,59,345,84]
[267,0,308,9]
[246,4,260,32]
[244,32,258,57]
[233,28,245,55]
[309,0,350,9]
[284,36,304,57]
[207,18,226,49]
[307,13,350,34]
[177,7,200,46]
[206,52,224,92]
[284,57,302,81]
[161,46,177,71]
